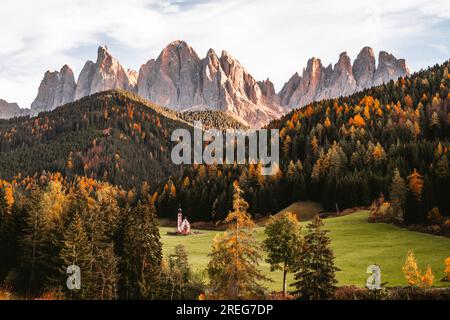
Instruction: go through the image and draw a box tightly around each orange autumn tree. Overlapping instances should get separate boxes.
[206,181,269,299]
[407,169,424,201]
[421,265,435,288]
[311,135,319,153]
[402,250,421,286]
[402,250,435,288]
[352,114,366,127]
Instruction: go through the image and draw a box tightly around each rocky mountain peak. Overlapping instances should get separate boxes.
[0,99,26,119]
[307,57,322,72]
[280,47,408,110]
[336,52,352,74]
[353,46,376,89]
[258,78,276,99]
[159,40,200,68]
[74,46,136,101]
[31,65,76,112]
[316,51,357,99]
[373,51,410,86]
[24,42,409,127]
[97,45,110,63]
[204,48,220,69]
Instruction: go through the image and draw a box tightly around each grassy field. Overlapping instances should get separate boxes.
[161,210,450,292]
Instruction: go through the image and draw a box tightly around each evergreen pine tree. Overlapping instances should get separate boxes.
[292,215,339,300]
[0,188,15,282]
[163,245,205,300]
[121,199,162,299]
[389,168,407,222]
[59,212,91,299]
[82,194,119,300]
[435,155,450,217]
[17,184,53,294]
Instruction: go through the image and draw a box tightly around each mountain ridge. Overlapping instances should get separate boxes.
[0,41,409,127]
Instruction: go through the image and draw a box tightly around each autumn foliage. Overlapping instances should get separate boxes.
[402,250,435,288]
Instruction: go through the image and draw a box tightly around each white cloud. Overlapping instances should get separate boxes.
[0,0,449,107]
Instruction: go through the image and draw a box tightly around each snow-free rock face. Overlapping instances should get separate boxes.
[353,46,376,89]
[279,47,409,110]
[137,40,203,108]
[281,58,326,109]
[136,41,283,127]
[31,65,76,112]
[0,99,28,119]
[20,43,409,127]
[317,52,357,100]
[373,51,410,86]
[75,46,137,100]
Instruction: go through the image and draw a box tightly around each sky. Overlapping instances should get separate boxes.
[0,0,449,108]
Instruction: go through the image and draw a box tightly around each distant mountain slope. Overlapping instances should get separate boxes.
[179,110,248,129]
[0,99,28,119]
[0,90,193,188]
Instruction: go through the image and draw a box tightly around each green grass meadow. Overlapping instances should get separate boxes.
[160,210,450,292]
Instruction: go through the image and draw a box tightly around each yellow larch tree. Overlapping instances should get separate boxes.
[407,169,424,201]
[420,265,435,288]
[402,250,421,286]
[207,181,269,299]
[311,135,319,153]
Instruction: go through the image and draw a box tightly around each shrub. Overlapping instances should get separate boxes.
[369,199,397,223]
[0,287,12,300]
[427,207,442,224]
[334,286,450,300]
[442,220,450,235]
[420,265,435,288]
[334,286,389,300]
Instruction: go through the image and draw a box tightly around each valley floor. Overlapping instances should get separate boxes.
[161,211,450,292]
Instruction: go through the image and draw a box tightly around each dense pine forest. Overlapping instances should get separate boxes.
[0,61,449,225]
[272,61,450,224]
[155,61,450,225]
[0,172,204,298]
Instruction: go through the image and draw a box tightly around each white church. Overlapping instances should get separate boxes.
[176,207,191,235]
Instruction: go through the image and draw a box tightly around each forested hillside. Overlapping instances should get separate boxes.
[155,61,450,225]
[0,62,448,225]
[269,61,449,224]
[179,110,248,130]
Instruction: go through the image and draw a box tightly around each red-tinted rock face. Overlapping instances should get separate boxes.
[136,41,282,127]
